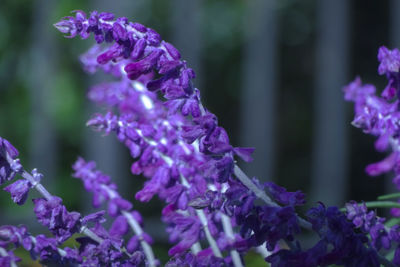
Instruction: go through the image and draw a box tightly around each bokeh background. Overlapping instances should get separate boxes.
[0,0,397,265]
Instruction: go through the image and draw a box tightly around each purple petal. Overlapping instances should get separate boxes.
[4,179,31,205]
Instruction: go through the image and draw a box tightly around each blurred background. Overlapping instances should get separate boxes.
[0,0,397,265]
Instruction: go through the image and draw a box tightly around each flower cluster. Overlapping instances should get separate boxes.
[0,9,399,267]
[72,157,158,266]
[0,136,155,266]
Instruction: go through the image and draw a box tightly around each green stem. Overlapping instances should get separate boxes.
[341,201,400,212]
[364,201,400,209]
[378,192,400,201]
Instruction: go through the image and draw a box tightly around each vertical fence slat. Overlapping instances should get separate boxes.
[240,0,278,182]
[310,0,350,206]
[171,0,202,89]
[28,0,58,188]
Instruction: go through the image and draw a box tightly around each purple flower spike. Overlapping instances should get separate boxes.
[72,157,157,265]
[4,179,32,205]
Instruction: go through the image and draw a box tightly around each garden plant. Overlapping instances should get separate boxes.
[1,10,400,267]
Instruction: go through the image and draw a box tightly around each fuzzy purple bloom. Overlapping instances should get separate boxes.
[378,46,400,75]
[33,197,81,242]
[3,179,31,205]
[264,182,305,206]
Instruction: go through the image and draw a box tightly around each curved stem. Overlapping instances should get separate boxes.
[220,213,243,267]
[378,192,400,201]
[20,170,52,200]
[79,226,104,244]
[97,181,157,266]
[195,209,223,258]
[191,242,202,254]
[364,201,400,209]
[179,174,222,258]
[122,211,157,267]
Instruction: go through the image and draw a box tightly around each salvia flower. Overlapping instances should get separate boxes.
[1,9,398,267]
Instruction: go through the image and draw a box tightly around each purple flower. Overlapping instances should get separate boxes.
[365,152,398,176]
[33,197,81,242]
[302,203,381,266]
[378,46,400,75]
[0,225,82,265]
[345,201,394,251]
[3,179,31,205]
[72,157,157,264]
[0,137,20,185]
[264,182,305,206]
[0,251,20,266]
[163,205,202,256]
[345,201,373,228]
[109,216,129,238]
